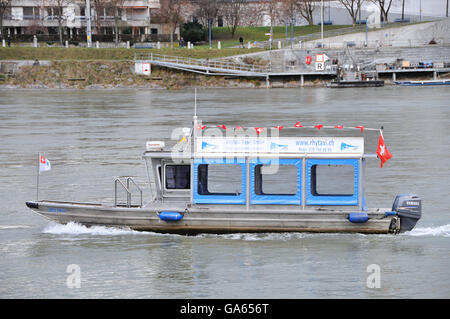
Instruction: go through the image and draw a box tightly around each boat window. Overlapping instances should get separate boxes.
[157,165,162,184]
[311,164,355,196]
[254,164,298,195]
[165,165,190,190]
[197,164,242,195]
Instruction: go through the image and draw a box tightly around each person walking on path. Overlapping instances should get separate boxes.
[239,36,243,48]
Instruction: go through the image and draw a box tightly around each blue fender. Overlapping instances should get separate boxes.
[158,211,184,221]
[348,212,369,223]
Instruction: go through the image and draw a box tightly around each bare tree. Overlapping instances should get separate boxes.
[262,0,282,27]
[297,0,317,26]
[280,0,299,25]
[92,0,106,35]
[194,0,220,28]
[44,0,74,45]
[0,0,11,39]
[370,0,394,23]
[239,3,265,26]
[103,0,126,46]
[339,0,365,26]
[221,0,246,38]
[157,0,188,48]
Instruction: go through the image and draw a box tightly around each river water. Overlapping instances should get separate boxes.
[0,87,449,299]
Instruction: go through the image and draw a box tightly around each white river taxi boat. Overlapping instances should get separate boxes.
[26,118,421,234]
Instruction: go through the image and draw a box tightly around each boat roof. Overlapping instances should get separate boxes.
[144,121,383,159]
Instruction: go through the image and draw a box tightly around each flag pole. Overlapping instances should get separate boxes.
[37,152,40,201]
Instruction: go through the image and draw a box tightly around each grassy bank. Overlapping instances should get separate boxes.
[0,47,264,61]
[208,25,350,48]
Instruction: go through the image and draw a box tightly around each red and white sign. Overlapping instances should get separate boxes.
[142,63,151,75]
[315,54,329,63]
[135,62,151,76]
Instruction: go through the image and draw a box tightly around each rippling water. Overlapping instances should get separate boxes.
[0,87,449,298]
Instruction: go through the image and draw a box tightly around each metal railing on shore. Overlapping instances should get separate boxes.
[135,53,270,75]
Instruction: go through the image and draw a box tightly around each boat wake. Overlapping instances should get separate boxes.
[41,222,450,239]
[402,224,450,237]
[196,232,309,241]
[43,222,150,236]
[0,225,32,230]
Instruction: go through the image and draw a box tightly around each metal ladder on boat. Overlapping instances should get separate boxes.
[114,177,143,208]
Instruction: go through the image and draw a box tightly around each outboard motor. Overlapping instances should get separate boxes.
[392,194,422,232]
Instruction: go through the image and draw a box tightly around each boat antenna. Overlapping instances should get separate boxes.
[194,88,197,120]
[192,88,198,135]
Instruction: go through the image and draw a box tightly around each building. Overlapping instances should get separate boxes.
[0,0,173,42]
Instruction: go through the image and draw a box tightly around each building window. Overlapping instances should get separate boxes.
[165,165,190,190]
[23,7,33,20]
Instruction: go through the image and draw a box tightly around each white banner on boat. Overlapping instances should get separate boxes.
[196,137,364,155]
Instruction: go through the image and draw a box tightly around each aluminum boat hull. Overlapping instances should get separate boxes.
[26,200,396,235]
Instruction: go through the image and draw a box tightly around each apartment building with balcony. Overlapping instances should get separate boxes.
[0,0,174,42]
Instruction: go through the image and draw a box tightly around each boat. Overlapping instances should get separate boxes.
[25,117,421,235]
[329,79,384,88]
[329,69,384,88]
[394,79,450,86]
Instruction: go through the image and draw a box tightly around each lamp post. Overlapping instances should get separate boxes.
[290,19,293,49]
[365,17,368,46]
[270,25,273,50]
[208,18,212,49]
[285,22,288,48]
[321,0,324,45]
[419,0,422,21]
[86,0,92,48]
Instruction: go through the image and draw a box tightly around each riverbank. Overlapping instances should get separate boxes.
[0,60,269,90]
[1,59,447,90]
[1,52,448,90]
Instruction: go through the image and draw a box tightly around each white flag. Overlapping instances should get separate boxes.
[39,154,51,172]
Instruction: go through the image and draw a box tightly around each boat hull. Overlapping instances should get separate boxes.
[329,80,384,88]
[26,200,396,235]
[394,80,450,86]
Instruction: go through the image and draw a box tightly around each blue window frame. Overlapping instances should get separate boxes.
[306,158,359,206]
[193,158,247,204]
[250,158,302,205]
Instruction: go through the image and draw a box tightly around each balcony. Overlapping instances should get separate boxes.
[122,1,159,8]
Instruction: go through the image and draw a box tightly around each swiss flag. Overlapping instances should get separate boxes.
[376,131,392,168]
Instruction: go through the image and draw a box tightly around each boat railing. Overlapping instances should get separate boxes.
[127,177,143,208]
[114,177,143,208]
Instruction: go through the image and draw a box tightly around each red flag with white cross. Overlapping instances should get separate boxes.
[376,131,392,168]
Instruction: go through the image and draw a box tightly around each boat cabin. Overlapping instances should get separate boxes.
[143,124,379,211]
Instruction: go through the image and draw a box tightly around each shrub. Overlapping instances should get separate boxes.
[181,22,207,44]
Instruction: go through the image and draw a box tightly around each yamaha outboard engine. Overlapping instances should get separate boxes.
[392,194,422,232]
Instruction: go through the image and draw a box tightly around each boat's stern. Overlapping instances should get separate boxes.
[392,194,422,232]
